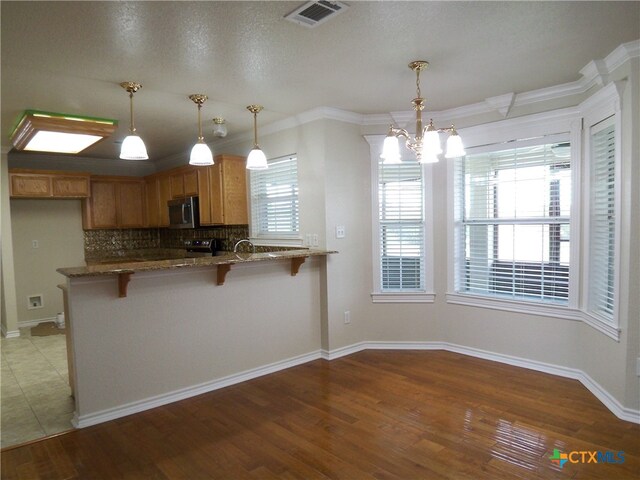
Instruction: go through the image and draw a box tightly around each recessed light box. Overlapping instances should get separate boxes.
[10,110,118,154]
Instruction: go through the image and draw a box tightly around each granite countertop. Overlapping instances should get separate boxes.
[57,249,336,278]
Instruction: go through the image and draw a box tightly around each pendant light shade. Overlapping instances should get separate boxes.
[444,129,466,158]
[188,94,214,166]
[246,105,268,170]
[246,147,268,170]
[190,140,214,166]
[119,82,148,160]
[121,134,148,160]
[381,130,401,164]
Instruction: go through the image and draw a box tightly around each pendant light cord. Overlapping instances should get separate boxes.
[129,92,136,133]
[197,103,203,141]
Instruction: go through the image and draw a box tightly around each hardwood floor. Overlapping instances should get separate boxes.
[2,350,638,479]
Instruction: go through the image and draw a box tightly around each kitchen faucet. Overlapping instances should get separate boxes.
[233,239,255,254]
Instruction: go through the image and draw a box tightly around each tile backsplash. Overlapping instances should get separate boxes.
[84,225,249,259]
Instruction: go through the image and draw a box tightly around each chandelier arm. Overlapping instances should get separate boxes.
[390,127,410,139]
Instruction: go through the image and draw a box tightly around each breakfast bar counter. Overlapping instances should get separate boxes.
[59,248,334,428]
[58,249,336,296]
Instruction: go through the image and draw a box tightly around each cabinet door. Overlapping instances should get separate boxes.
[87,181,118,228]
[10,174,51,197]
[158,176,172,227]
[197,169,212,225]
[52,176,89,197]
[145,178,160,227]
[184,170,198,196]
[118,182,145,228]
[170,174,184,199]
[209,164,224,224]
[220,157,248,225]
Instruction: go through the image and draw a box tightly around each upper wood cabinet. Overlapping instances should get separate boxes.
[145,175,172,228]
[82,177,145,229]
[208,155,248,225]
[9,169,90,198]
[170,170,198,199]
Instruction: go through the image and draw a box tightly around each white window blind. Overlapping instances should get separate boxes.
[588,119,616,321]
[378,160,424,291]
[250,155,299,238]
[454,142,571,304]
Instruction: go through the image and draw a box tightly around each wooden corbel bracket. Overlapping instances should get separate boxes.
[291,257,308,276]
[118,272,133,298]
[217,264,232,285]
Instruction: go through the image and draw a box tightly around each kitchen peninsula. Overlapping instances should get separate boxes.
[57,249,335,428]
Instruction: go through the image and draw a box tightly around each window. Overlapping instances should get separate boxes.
[249,155,300,244]
[453,141,572,305]
[378,159,425,291]
[587,117,616,323]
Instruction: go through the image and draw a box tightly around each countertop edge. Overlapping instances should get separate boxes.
[57,250,337,278]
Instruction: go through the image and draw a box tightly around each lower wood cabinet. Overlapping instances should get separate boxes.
[82,177,145,229]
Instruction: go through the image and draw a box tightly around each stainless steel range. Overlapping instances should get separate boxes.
[184,239,220,257]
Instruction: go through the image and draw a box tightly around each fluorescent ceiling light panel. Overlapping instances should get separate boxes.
[10,110,117,154]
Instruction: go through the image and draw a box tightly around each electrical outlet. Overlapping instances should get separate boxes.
[32,240,39,249]
[336,225,345,239]
[312,234,319,247]
[344,310,351,324]
[305,233,312,246]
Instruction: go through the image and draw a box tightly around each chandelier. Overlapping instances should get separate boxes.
[381,61,465,164]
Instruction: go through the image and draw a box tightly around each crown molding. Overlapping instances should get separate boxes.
[378,39,640,126]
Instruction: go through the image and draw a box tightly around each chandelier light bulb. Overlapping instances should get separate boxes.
[381,132,401,164]
[445,130,466,158]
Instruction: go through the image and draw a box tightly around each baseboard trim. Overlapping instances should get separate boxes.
[18,317,57,329]
[73,341,639,428]
[73,349,323,428]
[1,323,20,338]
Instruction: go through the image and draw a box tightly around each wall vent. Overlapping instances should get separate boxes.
[284,1,348,28]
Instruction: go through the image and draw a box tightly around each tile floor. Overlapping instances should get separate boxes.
[1,326,74,449]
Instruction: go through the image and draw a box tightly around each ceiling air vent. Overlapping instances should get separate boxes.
[284,1,348,28]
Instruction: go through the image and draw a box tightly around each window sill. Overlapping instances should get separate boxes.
[371,292,435,304]
[446,292,582,321]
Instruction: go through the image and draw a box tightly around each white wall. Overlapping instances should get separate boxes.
[10,199,85,324]
[68,258,323,424]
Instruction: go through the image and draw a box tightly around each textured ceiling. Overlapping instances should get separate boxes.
[2,1,639,162]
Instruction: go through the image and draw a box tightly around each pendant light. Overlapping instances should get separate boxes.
[119,82,148,160]
[188,94,214,166]
[246,105,268,170]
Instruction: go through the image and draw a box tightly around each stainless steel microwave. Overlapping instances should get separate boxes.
[168,196,199,229]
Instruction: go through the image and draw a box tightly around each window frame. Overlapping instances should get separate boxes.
[446,108,583,319]
[580,82,623,340]
[249,154,303,247]
[367,135,434,303]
